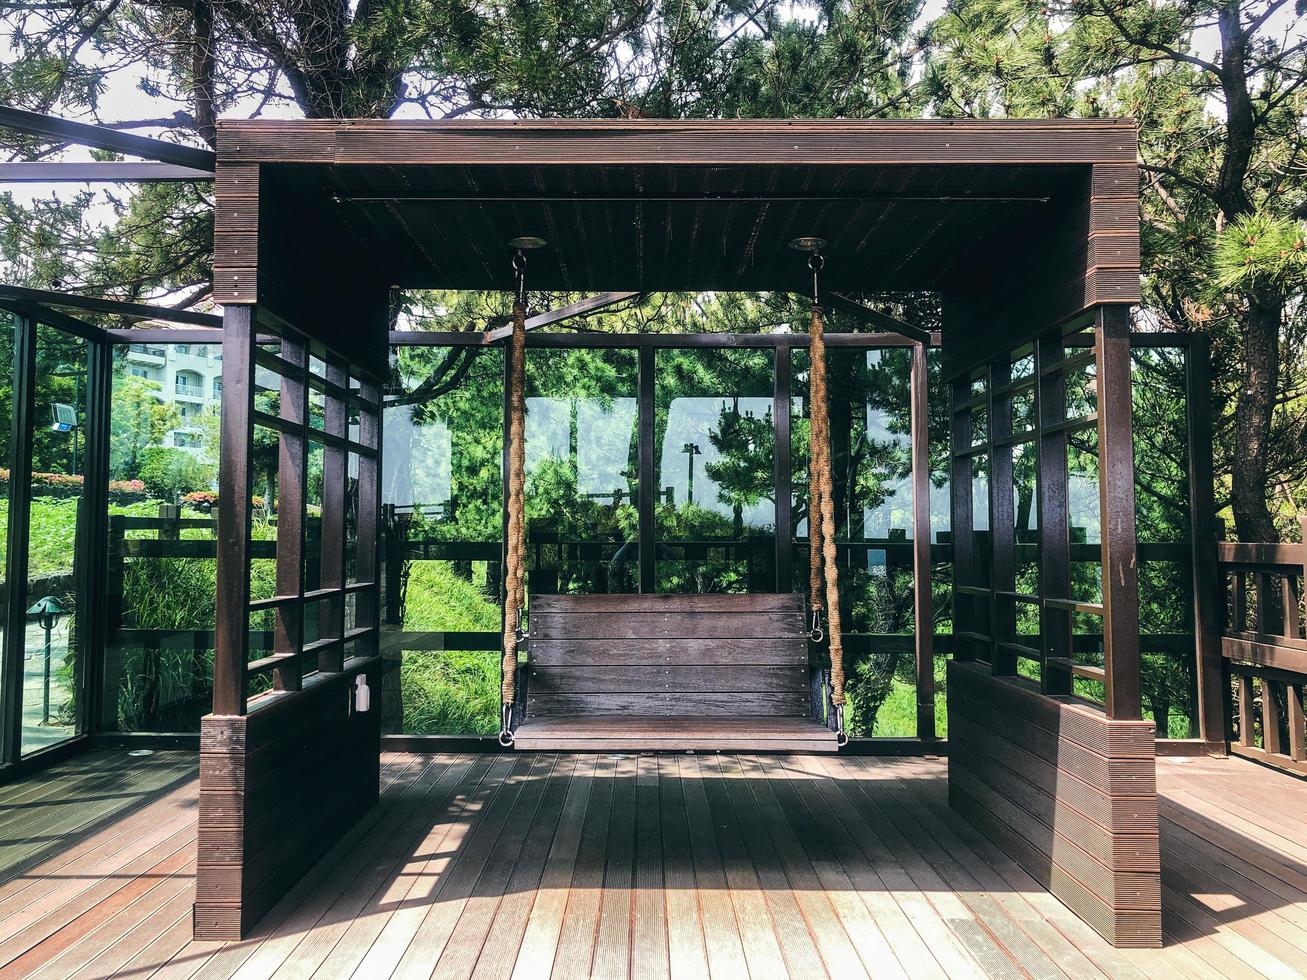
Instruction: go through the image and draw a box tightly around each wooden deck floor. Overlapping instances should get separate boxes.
[2,750,1307,978]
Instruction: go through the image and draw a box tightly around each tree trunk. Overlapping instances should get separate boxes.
[191,0,217,147]
[1215,0,1281,544]
[1230,284,1282,543]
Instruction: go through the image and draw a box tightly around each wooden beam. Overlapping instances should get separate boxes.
[0,162,213,182]
[0,105,216,171]
[0,298,104,341]
[0,284,221,327]
[825,292,934,345]
[482,291,640,343]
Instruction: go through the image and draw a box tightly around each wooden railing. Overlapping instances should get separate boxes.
[1221,517,1307,774]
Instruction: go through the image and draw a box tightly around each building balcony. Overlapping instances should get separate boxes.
[126,343,166,361]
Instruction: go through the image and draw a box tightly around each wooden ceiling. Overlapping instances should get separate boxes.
[265,161,1084,292]
[211,119,1139,374]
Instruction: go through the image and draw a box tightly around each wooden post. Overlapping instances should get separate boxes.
[1185,334,1225,748]
[989,356,1015,676]
[949,376,974,660]
[774,345,793,593]
[911,343,936,739]
[213,305,255,717]
[318,357,348,674]
[638,345,656,593]
[1095,306,1142,720]
[1036,330,1072,696]
[273,335,307,691]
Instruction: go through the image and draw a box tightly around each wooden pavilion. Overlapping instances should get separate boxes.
[5,108,1307,975]
[185,116,1161,949]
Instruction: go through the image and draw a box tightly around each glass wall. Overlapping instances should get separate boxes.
[526,347,640,594]
[793,346,920,736]
[0,308,1208,756]
[1132,346,1198,738]
[102,342,223,734]
[655,347,775,592]
[381,344,503,736]
[16,325,90,754]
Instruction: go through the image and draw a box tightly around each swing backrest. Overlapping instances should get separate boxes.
[526,593,811,718]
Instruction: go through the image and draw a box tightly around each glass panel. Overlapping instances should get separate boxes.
[0,315,12,743]
[525,347,639,594]
[970,407,988,447]
[381,344,503,735]
[655,347,773,593]
[1066,356,1098,419]
[1068,428,1102,605]
[1132,346,1198,738]
[1010,346,1035,380]
[104,343,223,733]
[927,348,951,738]
[971,453,991,588]
[1013,441,1039,594]
[1011,388,1036,433]
[793,347,917,737]
[22,325,88,753]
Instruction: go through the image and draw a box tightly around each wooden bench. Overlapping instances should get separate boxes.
[512,593,838,752]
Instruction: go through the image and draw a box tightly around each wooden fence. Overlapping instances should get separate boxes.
[1221,517,1307,774]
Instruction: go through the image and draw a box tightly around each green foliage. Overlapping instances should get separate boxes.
[396,562,500,735]
[136,446,212,501]
[110,374,181,474]
[1213,213,1307,291]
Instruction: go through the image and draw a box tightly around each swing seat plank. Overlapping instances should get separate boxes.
[514,593,838,752]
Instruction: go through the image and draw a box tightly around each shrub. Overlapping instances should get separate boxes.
[108,479,149,504]
[137,447,212,501]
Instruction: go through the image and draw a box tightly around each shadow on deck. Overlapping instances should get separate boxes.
[1,750,1306,978]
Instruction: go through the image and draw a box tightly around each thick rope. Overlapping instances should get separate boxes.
[808,304,846,707]
[501,300,528,706]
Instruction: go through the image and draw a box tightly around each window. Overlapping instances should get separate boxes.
[213,377,222,396]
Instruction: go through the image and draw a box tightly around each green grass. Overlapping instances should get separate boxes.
[395,561,500,735]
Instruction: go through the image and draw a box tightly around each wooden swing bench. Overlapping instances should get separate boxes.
[512,593,839,752]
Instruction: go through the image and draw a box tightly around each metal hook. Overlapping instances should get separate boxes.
[512,250,527,306]
[808,251,824,306]
[499,703,515,747]
[808,608,824,644]
[835,705,849,747]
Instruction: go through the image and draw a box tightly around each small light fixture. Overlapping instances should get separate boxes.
[508,236,547,250]
[788,236,827,252]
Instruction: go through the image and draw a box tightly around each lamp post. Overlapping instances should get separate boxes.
[51,362,83,475]
[27,595,70,725]
[681,442,701,505]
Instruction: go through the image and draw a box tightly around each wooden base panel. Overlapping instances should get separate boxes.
[947,661,1162,948]
[193,659,382,939]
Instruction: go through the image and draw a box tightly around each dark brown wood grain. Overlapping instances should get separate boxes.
[947,661,1160,948]
[193,658,381,940]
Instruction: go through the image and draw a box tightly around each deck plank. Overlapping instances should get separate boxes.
[507,756,599,980]
[432,754,564,980]
[470,755,584,980]
[548,755,617,978]
[677,754,750,980]
[0,750,1306,979]
[653,755,709,980]
[350,755,521,980]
